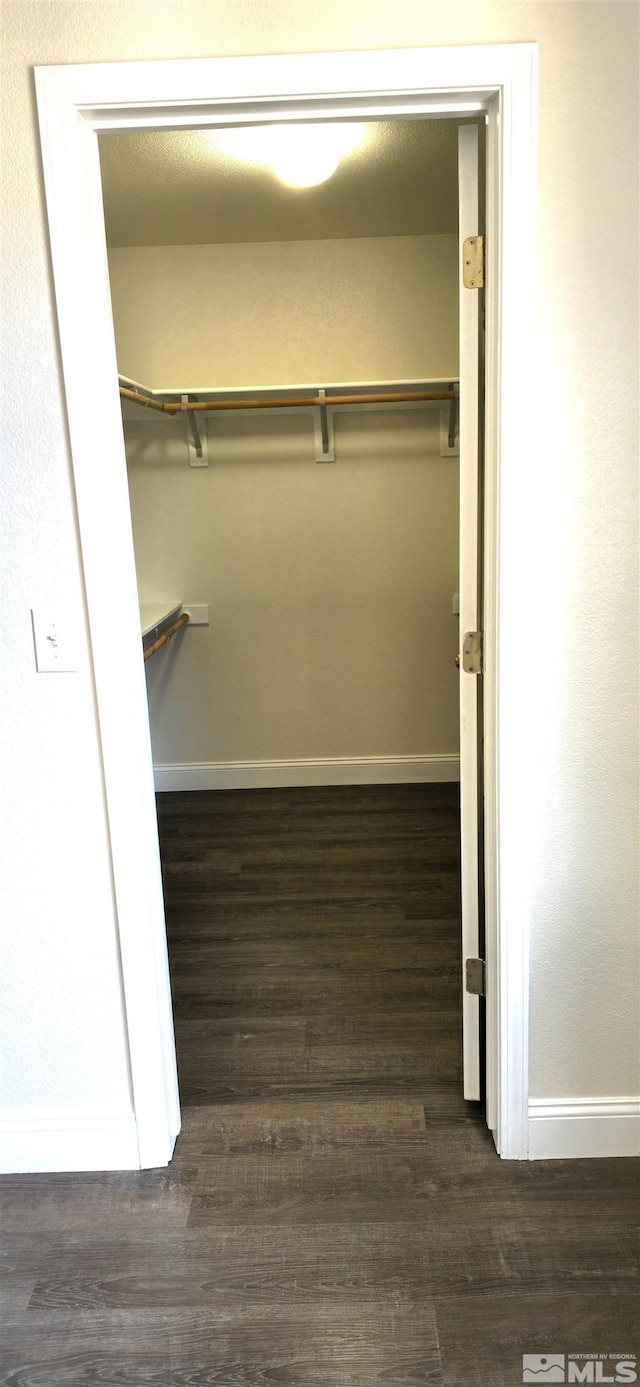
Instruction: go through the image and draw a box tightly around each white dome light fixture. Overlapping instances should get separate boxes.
[210,122,366,188]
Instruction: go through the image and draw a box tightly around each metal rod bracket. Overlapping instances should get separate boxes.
[182,394,208,466]
[313,389,335,462]
[440,385,460,456]
[448,387,458,449]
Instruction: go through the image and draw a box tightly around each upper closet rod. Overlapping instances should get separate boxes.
[119,385,458,414]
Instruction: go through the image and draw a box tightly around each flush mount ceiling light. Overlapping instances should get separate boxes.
[209,122,367,188]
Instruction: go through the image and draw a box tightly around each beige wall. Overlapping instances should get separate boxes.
[1,0,638,1132]
[127,407,459,767]
[117,233,460,772]
[108,235,458,388]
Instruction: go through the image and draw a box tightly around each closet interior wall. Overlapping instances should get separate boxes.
[109,231,460,785]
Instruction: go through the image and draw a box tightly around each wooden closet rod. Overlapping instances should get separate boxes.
[120,385,457,415]
[143,611,190,662]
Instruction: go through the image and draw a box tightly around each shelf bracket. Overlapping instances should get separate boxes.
[440,384,460,457]
[182,394,208,467]
[313,388,335,463]
[448,387,458,449]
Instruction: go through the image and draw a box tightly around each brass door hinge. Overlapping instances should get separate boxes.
[465,958,485,996]
[462,235,484,289]
[462,630,483,674]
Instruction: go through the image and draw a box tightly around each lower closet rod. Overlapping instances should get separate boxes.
[120,386,457,415]
[143,612,190,663]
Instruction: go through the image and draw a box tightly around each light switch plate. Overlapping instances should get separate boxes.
[31,607,77,672]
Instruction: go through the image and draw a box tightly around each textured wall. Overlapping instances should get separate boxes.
[1,0,638,1139]
[127,408,460,766]
[115,232,460,772]
[108,235,458,388]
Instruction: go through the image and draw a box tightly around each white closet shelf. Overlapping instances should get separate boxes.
[119,373,459,403]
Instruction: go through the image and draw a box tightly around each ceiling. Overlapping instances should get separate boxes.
[98,118,475,248]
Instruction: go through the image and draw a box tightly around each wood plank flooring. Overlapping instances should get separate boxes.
[1,784,638,1385]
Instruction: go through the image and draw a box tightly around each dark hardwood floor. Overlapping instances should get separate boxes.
[1,784,638,1385]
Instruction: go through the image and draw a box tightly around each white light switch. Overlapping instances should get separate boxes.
[31,608,77,672]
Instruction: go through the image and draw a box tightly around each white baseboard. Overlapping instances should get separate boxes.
[153,754,460,792]
[528,1098,640,1159]
[0,1109,140,1173]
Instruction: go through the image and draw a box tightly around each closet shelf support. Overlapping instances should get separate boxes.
[182,394,206,463]
[448,387,458,449]
[315,388,335,462]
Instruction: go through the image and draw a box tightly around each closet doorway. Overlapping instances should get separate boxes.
[102,111,485,1086]
[35,44,538,1163]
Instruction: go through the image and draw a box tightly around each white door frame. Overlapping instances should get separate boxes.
[457,122,482,1103]
[35,43,538,1163]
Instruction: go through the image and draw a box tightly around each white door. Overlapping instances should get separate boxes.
[458,124,483,1101]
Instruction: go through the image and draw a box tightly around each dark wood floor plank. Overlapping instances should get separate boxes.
[0,1304,442,1386]
[165,886,461,914]
[0,1166,195,1233]
[22,1213,638,1314]
[173,1011,462,1105]
[171,1098,429,1156]
[168,935,461,976]
[167,910,461,943]
[26,1222,435,1312]
[170,969,461,1022]
[304,1009,461,1047]
[162,829,460,861]
[186,1143,640,1228]
[0,1233,60,1324]
[435,1290,639,1387]
[173,1042,462,1103]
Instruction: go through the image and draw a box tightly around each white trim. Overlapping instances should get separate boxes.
[482,54,539,1158]
[153,754,460,793]
[0,1110,140,1174]
[458,123,481,1102]
[483,95,501,1147]
[34,42,538,1166]
[528,1098,640,1160]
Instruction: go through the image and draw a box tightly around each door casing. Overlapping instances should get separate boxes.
[35,42,538,1163]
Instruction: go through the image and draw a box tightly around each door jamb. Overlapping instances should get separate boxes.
[35,43,538,1163]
